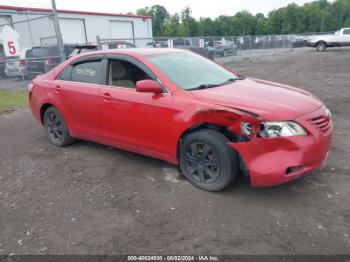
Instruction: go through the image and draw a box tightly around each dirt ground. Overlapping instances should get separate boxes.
[0,48,349,255]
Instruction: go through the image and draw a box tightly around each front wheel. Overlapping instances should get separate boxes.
[43,107,74,146]
[179,129,238,191]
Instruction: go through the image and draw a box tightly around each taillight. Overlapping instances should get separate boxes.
[19,59,26,66]
[45,58,53,66]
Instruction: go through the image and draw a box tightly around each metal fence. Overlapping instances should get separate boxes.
[96,34,296,64]
[1,29,311,89]
[0,10,63,88]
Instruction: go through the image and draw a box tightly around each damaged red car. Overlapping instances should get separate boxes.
[29,49,333,191]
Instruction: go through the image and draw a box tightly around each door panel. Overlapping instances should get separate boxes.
[100,86,179,158]
[55,80,101,141]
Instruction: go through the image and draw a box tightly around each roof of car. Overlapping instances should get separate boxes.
[78,48,187,57]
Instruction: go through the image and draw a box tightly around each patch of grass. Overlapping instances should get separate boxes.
[0,90,28,113]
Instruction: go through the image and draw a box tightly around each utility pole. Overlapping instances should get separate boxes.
[51,0,65,62]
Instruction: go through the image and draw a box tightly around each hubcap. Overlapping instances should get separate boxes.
[184,142,220,184]
[46,112,64,142]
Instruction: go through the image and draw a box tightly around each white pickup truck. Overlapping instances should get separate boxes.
[307,28,350,52]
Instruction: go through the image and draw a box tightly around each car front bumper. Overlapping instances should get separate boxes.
[229,106,333,187]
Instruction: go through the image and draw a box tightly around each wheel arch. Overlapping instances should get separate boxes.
[179,122,237,142]
[40,103,55,124]
[176,122,239,161]
[174,107,263,176]
[40,102,67,126]
[175,107,262,155]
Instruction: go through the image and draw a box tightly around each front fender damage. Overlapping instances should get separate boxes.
[190,108,262,138]
[190,107,290,187]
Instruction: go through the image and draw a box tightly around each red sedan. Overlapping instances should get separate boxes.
[29,48,333,191]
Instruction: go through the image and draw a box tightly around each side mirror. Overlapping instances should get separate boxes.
[136,80,163,93]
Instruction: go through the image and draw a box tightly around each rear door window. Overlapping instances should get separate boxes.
[70,59,102,84]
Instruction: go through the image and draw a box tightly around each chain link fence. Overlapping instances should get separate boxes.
[0,11,63,88]
[1,23,318,89]
[95,34,297,64]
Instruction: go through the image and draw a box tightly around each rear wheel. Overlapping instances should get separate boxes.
[316,42,326,52]
[43,107,74,146]
[179,129,238,191]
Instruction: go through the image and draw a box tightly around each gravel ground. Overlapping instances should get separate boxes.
[0,47,349,255]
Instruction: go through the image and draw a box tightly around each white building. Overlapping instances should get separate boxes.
[0,5,153,48]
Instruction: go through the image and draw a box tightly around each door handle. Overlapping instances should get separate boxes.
[54,85,60,93]
[102,92,113,100]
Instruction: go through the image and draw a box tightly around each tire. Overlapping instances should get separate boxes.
[316,42,326,52]
[179,129,238,192]
[43,107,74,146]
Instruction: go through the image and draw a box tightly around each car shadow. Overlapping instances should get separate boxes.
[67,139,323,199]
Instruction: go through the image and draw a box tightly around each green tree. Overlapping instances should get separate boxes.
[136,7,151,16]
[231,11,257,35]
[331,0,350,29]
[163,13,181,36]
[136,0,350,37]
[137,5,169,36]
[197,17,217,36]
[180,7,198,36]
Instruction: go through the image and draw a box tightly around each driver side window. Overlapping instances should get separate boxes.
[108,59,151,89]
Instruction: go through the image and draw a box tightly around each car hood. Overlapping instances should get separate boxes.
[191,78,322,120]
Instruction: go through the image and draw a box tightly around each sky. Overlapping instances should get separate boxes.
[0,0,316,18]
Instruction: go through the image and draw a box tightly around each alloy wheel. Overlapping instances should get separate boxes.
[184,142,221,184]
[45,112,64,143]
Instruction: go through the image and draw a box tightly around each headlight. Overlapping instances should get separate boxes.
[259,121,307,138]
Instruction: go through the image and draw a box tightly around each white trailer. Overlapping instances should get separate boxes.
[0,5,153,48]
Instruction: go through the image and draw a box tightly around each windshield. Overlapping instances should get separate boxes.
[148,52,238,90]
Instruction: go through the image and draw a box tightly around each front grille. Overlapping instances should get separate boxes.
[308,115,332,133]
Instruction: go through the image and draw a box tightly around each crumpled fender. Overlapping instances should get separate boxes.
[188,107,262,136]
